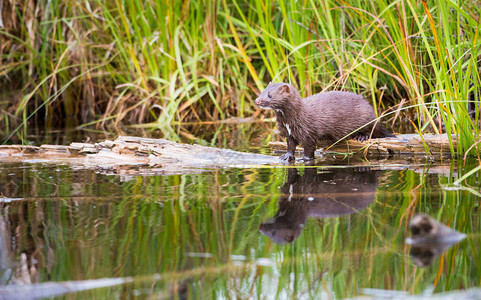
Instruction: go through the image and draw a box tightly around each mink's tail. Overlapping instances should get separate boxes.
[372,124,396,138]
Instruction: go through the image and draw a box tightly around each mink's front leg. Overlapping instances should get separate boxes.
[279,136,297,162]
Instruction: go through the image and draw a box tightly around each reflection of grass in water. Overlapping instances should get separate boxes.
[2,164,481,297]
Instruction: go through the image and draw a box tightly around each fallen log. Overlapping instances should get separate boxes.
[0,136,278,175]
[270,133,456,159]
[0,134,459,177]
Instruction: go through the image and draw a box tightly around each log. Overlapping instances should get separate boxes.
[270,133,456,159]
[0,136,277,175]
[0,134,459,176]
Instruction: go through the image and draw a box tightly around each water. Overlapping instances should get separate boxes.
[0,128,480,299]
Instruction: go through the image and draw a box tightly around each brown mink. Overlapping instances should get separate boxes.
[255,83,395,161]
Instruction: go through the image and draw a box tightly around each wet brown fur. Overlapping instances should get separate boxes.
[255,83,395,160]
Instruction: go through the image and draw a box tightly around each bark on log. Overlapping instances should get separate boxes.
[270,134,456,159]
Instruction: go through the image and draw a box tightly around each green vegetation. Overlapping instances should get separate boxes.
[1,0,480,155]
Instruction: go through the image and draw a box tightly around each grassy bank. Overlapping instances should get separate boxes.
[1,0,480,155]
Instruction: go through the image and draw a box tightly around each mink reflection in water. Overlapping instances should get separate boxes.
[259,167,380,244]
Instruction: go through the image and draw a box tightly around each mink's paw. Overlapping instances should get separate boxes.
[301,156,314,161]
[353,135,369,142]
[279,153,295,162]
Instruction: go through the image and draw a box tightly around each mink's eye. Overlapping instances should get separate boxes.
[268,94,272,98]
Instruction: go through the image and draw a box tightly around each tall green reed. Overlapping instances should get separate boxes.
[1,0,480,156]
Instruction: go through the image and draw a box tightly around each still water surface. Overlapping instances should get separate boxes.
[1,155,480,298]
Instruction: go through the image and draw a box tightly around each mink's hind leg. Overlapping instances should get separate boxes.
[353,124,396,141]
[301,142,316,161]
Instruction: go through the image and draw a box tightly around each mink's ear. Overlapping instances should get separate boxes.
[279,84,290,94]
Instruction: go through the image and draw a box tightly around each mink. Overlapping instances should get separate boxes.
[255,83,395,161]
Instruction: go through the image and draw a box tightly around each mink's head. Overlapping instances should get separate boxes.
[255,83,298,110]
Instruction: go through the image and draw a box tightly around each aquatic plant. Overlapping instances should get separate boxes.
[0,0,480,155]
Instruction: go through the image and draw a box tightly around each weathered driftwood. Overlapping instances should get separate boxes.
[0,134,460,176]
[0,136,278,175]
[270,133,456,159]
